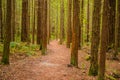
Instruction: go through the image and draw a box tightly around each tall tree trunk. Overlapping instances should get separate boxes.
[47,0,50,44]
[115,0,120,58]
[66,0,72,48]
[37,0,42,48]
[60,0,64,44]
[42,0,47,55]
[0,0,3,42]
[98,0,109,80]
[70,0,80,67]
[117,0,120,48]
[86,0,89,43]
[11,0,15,41]
[56,3,59,40]
[32,0,35,44]
[21,0,30,42]
[89,0,101,76]
[1,0,11,64]
[108,0,116,48]
[81,0,84,46]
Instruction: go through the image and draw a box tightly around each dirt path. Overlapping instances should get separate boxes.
[0,40,96,80]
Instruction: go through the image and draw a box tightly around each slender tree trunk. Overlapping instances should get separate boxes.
[21,0,30,42]
[0,0,3,42]
[42,0,47,55]
[37,0,42,47]
[32,0,35,44]
[1,0,11,64]
[81,0,84,46]
[11,0,15,41]
[117,0,120,48]
[108,0,116,48]
[60,0,64,44]
[86,0,89,43]
[98,0,109,80]
[66,0,72,48]
[78,0,81,50]
[47,0,50,44]
[115,0,120,57]
[70,0,80,67]
[89,0,101,76]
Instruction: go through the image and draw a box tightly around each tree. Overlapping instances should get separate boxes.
[86,0,89,43]
[47,0,50,44]
[70,0,80,67]
[98,0,109,79]
[89,0,101,76]
[37,0,42,49]
[21,0,30,42]
[32,0,35,44]
[108,0,116,49]
[118,0,120,48]
[66,0,72,48]
[1,0,12,64]
[11,0,16,41]
[41,0,47,55]
[81,0,84,46]
[60,0,64,44]
[78,1,81,50]
[0,0,3,42]
[114,0,120,57]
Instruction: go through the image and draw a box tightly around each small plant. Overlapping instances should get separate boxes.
[0,43,3,53]
[85,54,91,61]
[106,74,116,80]
[81,63,86,69]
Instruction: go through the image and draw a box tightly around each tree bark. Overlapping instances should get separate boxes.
[89,0,101,76]
[108,0,116,48]
[86,0,89,43]
[32,0,35,44]
[98,0,109,80]
[42,0,47,55]
[11,0,15,41]
[115,0,120,58]
[66,0,72,48]
[37,0,42,48]
[0,0,3,42]
[1,0,11,64]
[21,0,30,42]
[70,0,80,67]
[118,1,120,48]
[60,0,64,44]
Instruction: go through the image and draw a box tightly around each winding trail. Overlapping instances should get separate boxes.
[0,40,96,80]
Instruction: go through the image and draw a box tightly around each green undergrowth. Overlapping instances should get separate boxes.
[106,74,116,80]
[0,42,40,56]
[85,54,91,61]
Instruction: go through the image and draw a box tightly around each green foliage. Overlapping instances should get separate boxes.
[85,54,91,61]
[10,42,39,56]
[106,74,116,80]
[26,51,36,56]
[81,63,86,69]
[0,43,3,53]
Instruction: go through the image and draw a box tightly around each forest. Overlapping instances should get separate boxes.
[0,0,120,80]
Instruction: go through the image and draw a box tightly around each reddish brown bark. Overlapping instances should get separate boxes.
[98,0,109,79]
[70,0,80,67]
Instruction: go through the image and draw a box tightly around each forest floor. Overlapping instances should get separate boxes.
[0,40,120,80]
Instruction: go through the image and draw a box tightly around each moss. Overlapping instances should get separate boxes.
[42,48,47,55]
[89,64,98,76]
[106,74,116,80]
[97,77,105,80]
[1,56,9,65]
[70,56,78,67]
[85,55,91,61]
